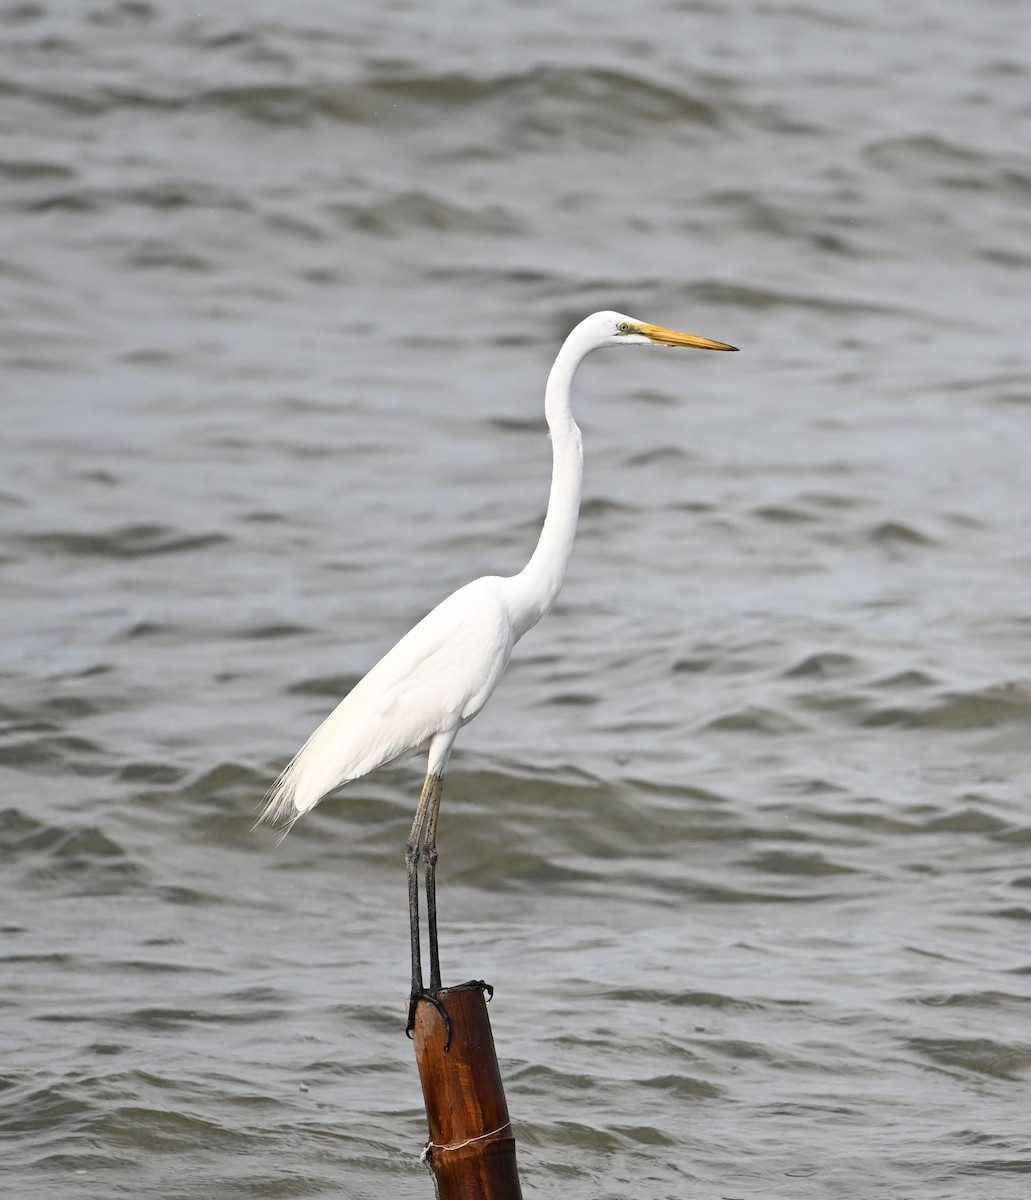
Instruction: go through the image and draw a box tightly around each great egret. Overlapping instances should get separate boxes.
[260,310,736,1038]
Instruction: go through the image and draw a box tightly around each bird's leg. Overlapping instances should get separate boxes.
[405,771,451,1045]
[422,772,444,992]
[405,777,432,1016]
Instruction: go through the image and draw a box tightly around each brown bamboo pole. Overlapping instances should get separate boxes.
[411,981,523,1199]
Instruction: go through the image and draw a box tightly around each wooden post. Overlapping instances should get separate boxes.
[411,982,523,1199]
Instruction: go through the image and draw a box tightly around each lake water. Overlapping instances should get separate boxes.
[3,2,1031,1197]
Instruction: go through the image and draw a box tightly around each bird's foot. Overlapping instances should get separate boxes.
[453,978,494,1003]
[406,987,453,1050]
[405,980,494,1050]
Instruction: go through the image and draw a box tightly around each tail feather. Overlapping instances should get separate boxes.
[255,686,390,830]
[257,759,307,832]
[256,718,348,831]
[255,643,442,832]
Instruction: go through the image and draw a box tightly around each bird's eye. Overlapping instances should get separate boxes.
[617,322,633,334]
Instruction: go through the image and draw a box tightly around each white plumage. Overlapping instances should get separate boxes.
[257,309,736,1028]
[261,576,516,824]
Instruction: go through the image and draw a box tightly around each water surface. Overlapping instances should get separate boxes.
[3,2,1030,1197]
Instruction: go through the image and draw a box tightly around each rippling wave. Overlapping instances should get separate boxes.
[3,0,1031,1196]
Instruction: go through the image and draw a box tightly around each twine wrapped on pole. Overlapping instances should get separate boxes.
[411,982,523,1200]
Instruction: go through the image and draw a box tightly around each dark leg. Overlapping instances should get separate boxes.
[405,771,450,1044]
[423,773,444,991]
[405,835,423,1010]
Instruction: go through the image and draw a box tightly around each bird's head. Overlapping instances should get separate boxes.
[578,310,738,353]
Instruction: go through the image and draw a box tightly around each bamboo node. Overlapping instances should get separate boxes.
[421,1121,513,1161]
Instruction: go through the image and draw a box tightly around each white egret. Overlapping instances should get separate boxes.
[260,310,736,1037]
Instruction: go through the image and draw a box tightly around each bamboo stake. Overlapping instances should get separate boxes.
[411,981,523,1199]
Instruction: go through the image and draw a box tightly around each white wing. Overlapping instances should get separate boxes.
[260,576,515,825]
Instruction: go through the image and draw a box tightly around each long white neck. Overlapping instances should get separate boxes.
[503,333,586,641]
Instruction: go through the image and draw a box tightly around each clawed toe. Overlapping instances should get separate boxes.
[406,987,453,1050]
[454,978,493,1002]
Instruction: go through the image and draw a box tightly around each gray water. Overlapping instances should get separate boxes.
[3,1,1031,1197]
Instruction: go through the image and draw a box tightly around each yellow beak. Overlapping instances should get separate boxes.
[638,322,738,352]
